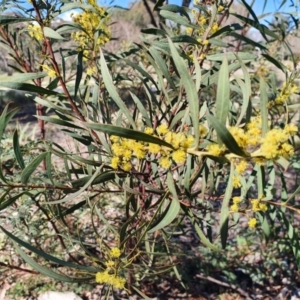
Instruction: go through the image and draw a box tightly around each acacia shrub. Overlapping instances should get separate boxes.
[0,0,299,298]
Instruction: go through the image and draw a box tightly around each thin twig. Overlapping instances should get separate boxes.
[142,0,157,27]
[0,262,39,274]
[196,273,253,299]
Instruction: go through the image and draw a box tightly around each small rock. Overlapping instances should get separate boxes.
[38,291,83,300]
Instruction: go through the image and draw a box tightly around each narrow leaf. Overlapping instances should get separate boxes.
[160,10,197,28]
[0,104,11,142]
[75,51,83,99]
[46,168,100,204]
[216,56,229,126]
[13,130,25,169]
[13,242,92,282]
[100,51,136,128]
[0,72,46,82]
[0,82,58,95]
[1,226,97,272]
[262,53,286,73]
[0,15,32,25]
[148,172,180,233]
[159,4,191,20]
[43,27,65,40]
[185,207,219,251]
[259,77,268,136]
[219,162,234,249]
[207,114,246,157]
[168,37,199,146]
[207,52,256,61]
[82,123,173,149]
[36,115,83,129]
[21,152,47,184]
[231,13,279,40]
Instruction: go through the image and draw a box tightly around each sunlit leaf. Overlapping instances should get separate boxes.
[0,72,46,82]
[216,56,229,127]
[43,27,65,40]
[207,52,256,61]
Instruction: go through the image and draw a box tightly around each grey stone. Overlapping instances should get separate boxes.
[38,291,83,300]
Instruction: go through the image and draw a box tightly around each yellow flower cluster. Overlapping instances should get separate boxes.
[247,195,268,229]
[95,271,126,289]
[95,246,125,289]
[110,247,121,258]
[251,199,268,212]
[248,218,257,228]
[110,125,194,171]
[206,143,226,156]
[86,65,97,76]
[27,24,43,41]
[256,64,268,78]
[72,0,111,53]
[42,64,57,79]
[185,6,221,61]
[218,5,225,12]
[199,124,208,138]
[232,176,242,188]
[234,159,248,174]
[230,196,267,228]
[260,124,297,160]
[211,22,219,33]
[275,81,299,105]
[187,7,220,37]
[230,196,241,212]
[206,116,297,162]
[245,116,262,146]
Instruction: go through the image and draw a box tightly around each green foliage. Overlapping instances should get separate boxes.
[0,0,300,298]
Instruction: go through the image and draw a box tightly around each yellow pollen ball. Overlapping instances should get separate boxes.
[144,127,154,135]
[207,144,224,156]
[27,24,43,41]
[110,247,121,258]
[248,218,257,228]
[232,196,241,204]
[199,125,208,137]
[122,162,131,172]
[159,157,172,169]
[235,160,248,174]
[172,149,186,164]
[251,199,260,212]
[42,65,57,79]
[230,204,239,212]
[111,157,120,169]
[284,123,298,136]
[105,260,114,267]
[157,124,169,135]
[148,143,161,154]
